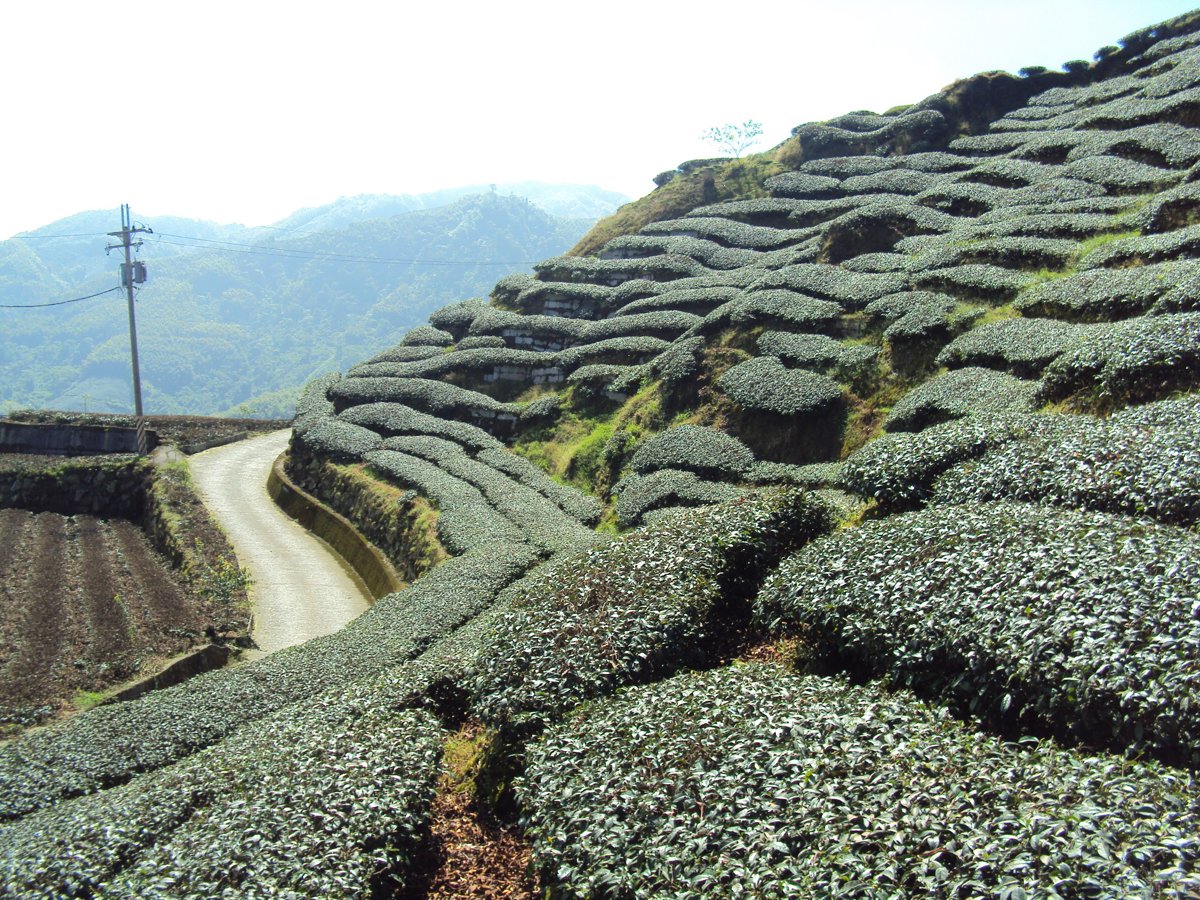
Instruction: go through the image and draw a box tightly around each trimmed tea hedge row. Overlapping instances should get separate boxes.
[641,216,801,250]
[521,664,1200,899]
[757,331,878,379]
[756,501,1200,766]
[469,490,834,731]
[1080,222,1200,269]
[703,290,843,333]
[293,372,341,430]
[476,447,603,526]
[866,290,956,324]
[427,297,489,339]
[374,440,596,555]
[1062,155,1183,193]
[1015,259,1197,321]
[0,700,441,899]
[603,234,766,270]
[649,335,706,386]
[884,367,1039,432]
[365,448,525,553]
[292,417,382,462]
[1039,311,1200,404]
[400,325,454,347]
[630,425,755,481]
[340,402,502,451]
[936,317,1088,376]
[348,347,554,381]
[719,356,844,417]
[912,263,1034,303]
[329,376,517,420]
[362,344,443,365]
[750,264,907,309]
[839,414,1037,505]
[932,396,1200,525]
[612,469,745,527]
[613,284,741,317]
[0,543,536,821]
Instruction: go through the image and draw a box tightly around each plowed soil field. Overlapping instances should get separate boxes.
[0,508,215,732]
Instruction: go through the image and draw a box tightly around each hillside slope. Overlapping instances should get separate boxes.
[2,11,1200,897]
[0,188,621,418]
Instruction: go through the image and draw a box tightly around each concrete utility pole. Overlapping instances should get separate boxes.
[107,204,152,454]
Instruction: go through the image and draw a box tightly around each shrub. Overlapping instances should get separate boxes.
[612,469,746,527]
[703,290,843,333]
[1080,223,1200,269]
[750,264,907,310]
[329,377,518,426]
[521,665,1200,899]
[649,336,706,386]
[456,335,507,350]
[476,447,603,526]
[839,413,1037,505]
[630,425,755,481]
[763,172,843,199]
[866,290,956,324]
[1015,260,1195,321]
[719,356,843,417]
[469,490,833,731]
[1062,156,1182,193]
[0,543,537,822]
[400,325,454,347]
[884,367,1039,432]
[913,264,1034,303]
[936,317,1087,376]
[932,396,1200,526]
[555,336,672,370]
[613,285,741,317]
[339,402,501,451]
[603,234,762,271]
[428,297,489,339]
[363,345,443,365]
[1039,312,1200,405]
[0,695,442,899]
[291,417,382,461]
[293,372,340,430]
[757,501,1200,766]
[641,217,799,251]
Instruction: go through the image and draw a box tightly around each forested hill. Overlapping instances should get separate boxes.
[0,186,624,418]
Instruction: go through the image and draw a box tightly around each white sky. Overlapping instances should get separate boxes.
[2,0,1197,239]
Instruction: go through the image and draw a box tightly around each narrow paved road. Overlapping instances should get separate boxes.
[188,430,371,656]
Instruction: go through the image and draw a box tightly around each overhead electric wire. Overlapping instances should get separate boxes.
[150,232,537,266]
[0,286,122,309]
[7,232,111,241]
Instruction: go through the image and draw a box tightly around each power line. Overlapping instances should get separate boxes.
[0,286,122,309]
[8,232,111,241]
[150,232,536,266]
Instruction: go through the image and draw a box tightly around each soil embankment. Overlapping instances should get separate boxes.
[189,430,371,655]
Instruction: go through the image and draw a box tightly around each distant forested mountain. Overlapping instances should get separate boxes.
[0,185,625,417]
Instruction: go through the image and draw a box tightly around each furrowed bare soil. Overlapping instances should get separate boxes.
[0,508,222,733]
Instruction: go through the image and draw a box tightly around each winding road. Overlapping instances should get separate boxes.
[188,430,371,656]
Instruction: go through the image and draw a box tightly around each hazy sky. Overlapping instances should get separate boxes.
[3,0,1197,239]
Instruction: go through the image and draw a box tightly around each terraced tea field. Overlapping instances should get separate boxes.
[0,509,208,732]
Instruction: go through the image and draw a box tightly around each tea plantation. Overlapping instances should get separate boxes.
[3,10,1200,897]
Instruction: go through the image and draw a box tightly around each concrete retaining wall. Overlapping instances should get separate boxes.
[0,421,158,456]
[267,454,404,600]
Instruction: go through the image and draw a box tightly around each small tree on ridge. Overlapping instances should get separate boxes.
[701,120,764,158]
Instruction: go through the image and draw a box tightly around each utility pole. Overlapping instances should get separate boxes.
[107,204,152,454]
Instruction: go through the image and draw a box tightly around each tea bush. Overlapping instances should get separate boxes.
[339,402,502,451]
[932,396,1200,525]
[470,490,833,731]
[613,469,745,527]
[400,325,454,347]
[719,356,843,417]
[703,290,843,333]
[1039,311,1200,404]
[757,501,1200,766]
[936,317,1087,376]
[884,367,1039,432]
[521,664,1200,899]
[1015,260,1195,321]
[0,543,536,821]
[630,425,755,480]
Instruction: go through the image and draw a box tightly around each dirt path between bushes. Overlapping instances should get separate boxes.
[188,430,371,657]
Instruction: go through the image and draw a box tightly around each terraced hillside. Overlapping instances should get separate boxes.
[3,11,1200,898]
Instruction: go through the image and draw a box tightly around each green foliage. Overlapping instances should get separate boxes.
[522,664,1200,898]
[757,502,1200,766]
[469,490,833,733]
[700,120,765,158]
